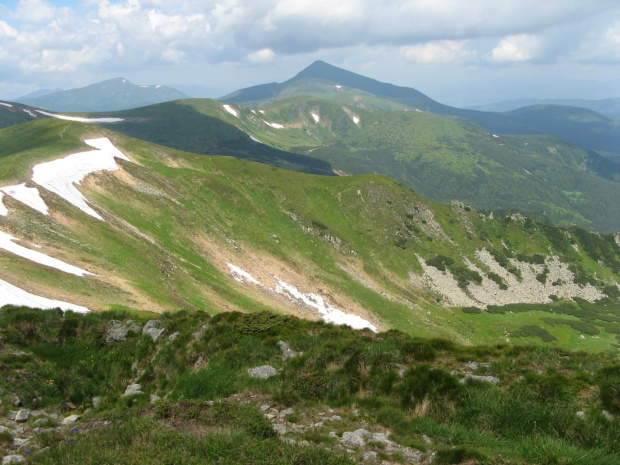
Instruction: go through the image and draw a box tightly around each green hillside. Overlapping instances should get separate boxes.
[220,61,620,157]
[473,97,620,121]
[1,119,620,355]
[15,78,189,112]
[118,97,620,231]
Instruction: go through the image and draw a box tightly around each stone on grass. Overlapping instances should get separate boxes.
[277,341,300,359]
[168,332,180,342]
[14,410,29,423]
[340,432,366,448]
[143,320,168,342]
[2,456,26,464]
[92,397,101,408]
[247,365,277,379]
[273,424,289,435]
[603,410,614,421]
[150,394,162,404]
[364,451,378,461]
[279,408,294,417]
[105,326,129,343]
[61,415,81,425]
[576,411,586,419]
[122,384,143,397]
[460,374,500,384]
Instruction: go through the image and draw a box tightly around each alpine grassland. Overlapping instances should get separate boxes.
[1,307,619,464]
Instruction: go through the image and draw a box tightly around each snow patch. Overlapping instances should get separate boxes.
[352,115,360,125]
[0,278,90,313]
[0,230,93,276]
[259,110,265,114]
[249,134,263,144]
[227,263,263,286]
[335,85,342,89]
[274,277,377,332]
[23,109,36,118]
[0,102,12,107]
[31,137,131,221]
[0,184,48,215]
[492,134,500,138]
[35,110,124,123]
[311,112,320,123]
[264,121,284,129]
[222,104,238,118]
[156,84,161,88]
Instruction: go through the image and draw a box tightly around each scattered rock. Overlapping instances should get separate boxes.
[247,365,277,379]
[603,410,614,421]
[14,410,29,423]
[364,451,378,461]
[2,456,26,464]
[65,402,77,410]
[105,326,129,343]
[92,397,101,408]
[150,394,162,404]
[168,332,180,342]
[12,438,30,447]
[576,411,586,419]
[193,356,204,371]
[192,323,209,339]
[273,424,289,435]
[460,374,500,384]
[0,426,11,436]
[260,404,271,412]
[61,415,81,425]
[12,398,21,407]
[341,431,366,448]
[279,408,295,417]
[422,434,433,445]
[143,320,168,342]
[329,431,338,439]
[330,415,342,421]
[278,341,300,359]
[122,383,144,397]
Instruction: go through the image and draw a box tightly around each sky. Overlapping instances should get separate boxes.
[0,0,619,106]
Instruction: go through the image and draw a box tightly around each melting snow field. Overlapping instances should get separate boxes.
[0,278,89,313]
[0,102,12,107]
[226,263,377,332]
[31,137,132,220]
[311,113,320,123]
[222,104,239,118]
[265,121,284,129]
[23,109,37,118]
[352,116,360,125]
[227,263,263,286]
[0,184,49,215]
[249,134,263,144]
[0,230,93,276]
[35,110,124,123]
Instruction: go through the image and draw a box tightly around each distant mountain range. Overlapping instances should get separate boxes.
[220,61,620,157]
[471,97,620,121]
[15,78,188,112]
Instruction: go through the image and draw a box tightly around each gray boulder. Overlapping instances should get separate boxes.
[168,332,180,342]
[61,415,81,425]
[340,431,365,448]
[122,383,144,397]
[2,456,26,464]
[460,374,500,384]
[277,341,300,359]
[14,410,29,423]
[247,365,277,379]
[106,326,129,343]
[143,320,168,342]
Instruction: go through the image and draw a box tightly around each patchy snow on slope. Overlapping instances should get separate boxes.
[32,137,131,221]
[0,278,90,313]
[352,116,360,125]
[0,102,12,107]
[227,263,263,286]
[249,134,263,144]
[0,193,7,216]
[23,109,36,117]
[274,277,377,332]
[264,121,284,129]
[0,184,49,215]
[311,112,320,123]
[0,230,93,276]
[35,110,124,123]
[335,85,342,89]
[222,104,239,118]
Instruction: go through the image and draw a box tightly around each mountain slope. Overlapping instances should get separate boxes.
[220,61,620,156]
[1,119,620,353]
[158,97,620,231]
[16,78,189,112]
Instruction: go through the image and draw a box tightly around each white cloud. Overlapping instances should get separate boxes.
[16,0,57,23]
[488,34,543,63]
[400,40,475,64]
[247,48,275,63]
